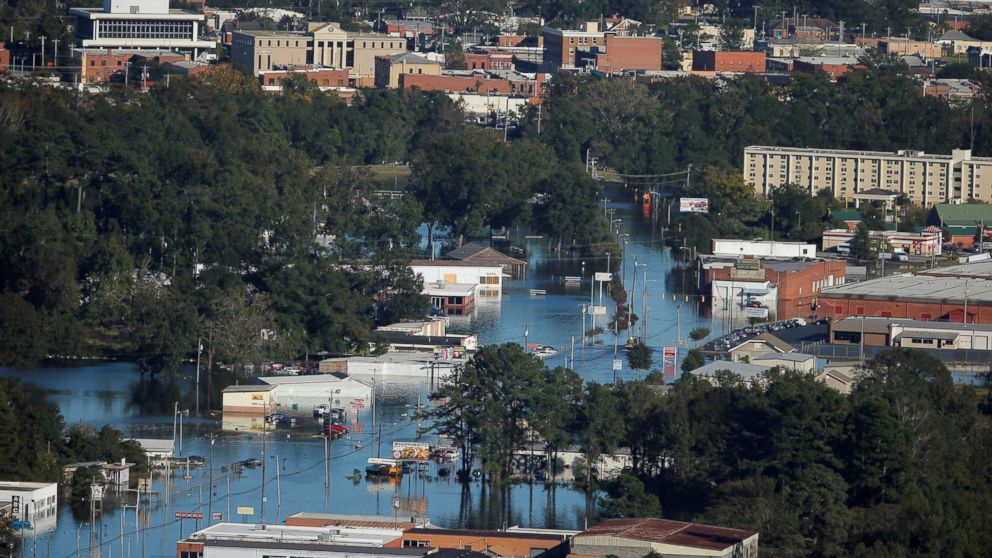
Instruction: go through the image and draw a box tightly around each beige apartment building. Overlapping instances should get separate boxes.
[744,146,992,206]
[231,30,311,75]
[309,22,406,84]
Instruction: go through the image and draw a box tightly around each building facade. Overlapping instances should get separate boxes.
[589,35,664,72]
[569,518,758,558]
[374,52,442,88]
[230,30,311,75]
[0,482,58,530]
[821,228,942,256]
[258,66,350,90]
[310,22,406,81]
[410,261,503,299]
[70,0,212,56]
[816,275,992,324]
[691,51,765,73]
[705,257,846,320]
[541,25,606,70]
[744,146,992,206]
[74,48,185,84]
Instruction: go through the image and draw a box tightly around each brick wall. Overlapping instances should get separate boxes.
[0,43,9,73]
[400,73,513,94]
[708,260,846,319]
[596,36,663,71]
[793,60,861,79]
[692,50,766,72]
[259,68,349,88]
[816,297,992,324]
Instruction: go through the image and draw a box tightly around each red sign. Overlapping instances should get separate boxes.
[175,512,203,520]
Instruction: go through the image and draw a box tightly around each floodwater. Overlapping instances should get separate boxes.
[0,185,712,557]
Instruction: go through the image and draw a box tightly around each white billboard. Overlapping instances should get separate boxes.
[679,198,710,213]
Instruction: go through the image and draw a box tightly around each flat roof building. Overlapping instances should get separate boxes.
[177,522,417,558]
[817,274,992,324]
[569,517,758,558]
[541,25,607,70]
[744,146,992,207]
[230,30,312,76]
[70,0,212,57]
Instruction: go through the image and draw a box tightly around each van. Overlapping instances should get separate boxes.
[837,245,851,254]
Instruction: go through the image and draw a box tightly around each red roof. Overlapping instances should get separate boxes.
[576,518,756,551]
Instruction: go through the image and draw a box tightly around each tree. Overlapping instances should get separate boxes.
[681,348,704,372]
[689,327,710,345]
[600,472,661,518]
[719,19,746,51]
[662,37,682,70]
[443,41,467,70]
[627,342,653,375]
[69,465,105,506]
[850,223,874,260]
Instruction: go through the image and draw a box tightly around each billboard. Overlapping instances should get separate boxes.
[679,198,710,213]
[392,441,431,461]
[663,346,677,379]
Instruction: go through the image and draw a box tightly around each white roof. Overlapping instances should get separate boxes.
[258,374,370,386]
[422,282,476,296]
[188,522,405,547]
[130,438,175,452]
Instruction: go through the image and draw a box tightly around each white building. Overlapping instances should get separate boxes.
[318,353,465,381]
[0,482,58,530]
[71,0,214,57]
[130,438,174,459]
[821,228,942,256]
[180,522,421,558]
[258,373,373,412]
[409,260,502,300]
[712,239,817,259]
[712,279,778,320]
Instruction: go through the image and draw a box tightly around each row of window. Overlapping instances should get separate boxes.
[99,19,193,40]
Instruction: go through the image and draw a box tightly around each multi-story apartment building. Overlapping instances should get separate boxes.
[230,30,311,75]
[744,146,992,206]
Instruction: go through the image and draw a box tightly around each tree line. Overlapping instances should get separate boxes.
[426,344,992,557]
[0,69,611,389]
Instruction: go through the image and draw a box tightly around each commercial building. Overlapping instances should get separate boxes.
[70,0,212,57]
[310,22,407,82]
[727,332,794,362]
[820,228,942,256]
[64,460,135,490]
[712,239,817,259]
[374,52,442,88]
[541,24,607,70]
[285,512,427,529]
[704,256,846,320]
[691,51,765,73]
[177,522,417,558]
[568,517,758,558]
[816,274,992,324]
[877,38,942,58]
[318,352,466,381]
[743,146,992,206]
[396,527,571,557]
[74,48,186,84]
[399,73,512,94]
[923,78,979,103]
[687,360,772,385]
[423,280,476,314]
[770,17,837,40]
[258,66,350,90]
[829,316,992,350]
[410,261,503,299]
[792,55,862,79]
[931,203,992,248]
[257,373,372,412]
[230,30,311,75]
[938,30,992,55]
[130,438,174,459]
[220,384,276,430]
[968,46,992,69]
[752,352,816,373]
[576,35,664,73]
[0,482,58,531]
[465,49,514,71]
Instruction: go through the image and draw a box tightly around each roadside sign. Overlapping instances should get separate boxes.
[588,305,608,316]
[612,359,623,372]
[175,512,203,520]
[211,512,223,521]
[236,506,255,516]
[594,272,613,282]
[11,495,19,514]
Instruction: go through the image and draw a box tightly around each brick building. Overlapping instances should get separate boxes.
[792,56,862,79]
[816,274,992,324]
[258,66,350,90]
[590,35,663,72]
[878,38,942,58]
[542,24,606,70]
[464,49,514,71]
[691,50,766,73]
[498,35,541,48]
[399,73,512,94]
[705,257,847,320]
[75,48,186,85]
[393,527,570,558]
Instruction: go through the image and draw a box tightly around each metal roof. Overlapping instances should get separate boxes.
[753,352,815,362]
[221,384,277,393]
[688,361,771,380]
[934,203,992,226]
[574,518,756,551]
[919,261,992,278]
[819,275,992,304]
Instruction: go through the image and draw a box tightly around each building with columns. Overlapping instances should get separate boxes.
[70,0,213,58]
[743,145,992,206]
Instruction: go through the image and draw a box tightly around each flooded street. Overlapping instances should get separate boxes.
[0,185,725,557]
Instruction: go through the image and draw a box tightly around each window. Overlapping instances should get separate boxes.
[920,313,932,320]
[856,306,865,315]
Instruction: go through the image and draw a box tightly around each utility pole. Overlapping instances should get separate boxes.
[52,39,59,67]
[207,434,215,524]
[674,304,681,374]
[39,35,45,67]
